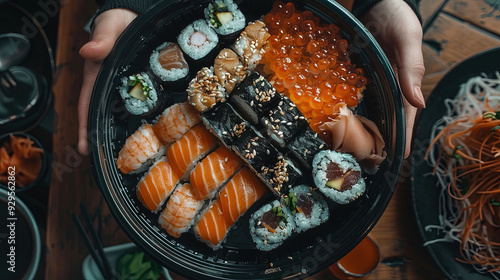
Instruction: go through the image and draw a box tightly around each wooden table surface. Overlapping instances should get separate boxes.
[45,0,500,279]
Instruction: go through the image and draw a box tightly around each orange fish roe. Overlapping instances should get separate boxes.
[261,1,367,134]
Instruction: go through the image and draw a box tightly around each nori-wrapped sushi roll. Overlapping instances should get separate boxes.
[149,42,190,90]
[312,150,366,204]
[249,200,295,251]
[229,72,281,124]
[178,19,219,69]
[119,72,164,116]
[286,127,328,170]
[204,0,246,42]
[283,185,329,233]
[260,155,302,197]
[261,96,309,147]
[202,102,250,146]
[232,126,279,173]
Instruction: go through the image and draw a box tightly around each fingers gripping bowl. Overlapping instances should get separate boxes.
[88,0,404,279]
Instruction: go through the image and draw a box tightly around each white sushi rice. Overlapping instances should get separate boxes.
[312,150,366,204]
[119,72,158,115]
[178,20,219,60]
[204,0,246,35]
[149,42,189,82]
[287,185,329,233]
[249,200,295,251]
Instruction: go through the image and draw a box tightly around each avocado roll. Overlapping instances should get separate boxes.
[205,0,246,41]
[119,72,163,116]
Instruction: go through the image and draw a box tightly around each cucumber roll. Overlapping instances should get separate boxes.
[249,200,295,251]
[119,73,163,116]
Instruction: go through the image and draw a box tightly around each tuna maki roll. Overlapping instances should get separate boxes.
[312,150,366,204]
[249,200,295,251]
[149,42,189,82]
[205,0,246,39]
[261,96,308,147]
[187,67,227,112]
[283,185,329,233]
[230,72,281,124]
[119,73,162,116]
[178,19,219,66]
[286,127,328,170]
[202,102,250,146]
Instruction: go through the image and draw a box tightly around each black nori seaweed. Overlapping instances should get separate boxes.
[232,127,279,173]
[261,96,309,147]
[229,72,281,124]
[260,156,303,197]
[286,127,328,171]
[202,102,250,145]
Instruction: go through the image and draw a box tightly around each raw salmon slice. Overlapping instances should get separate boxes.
[158,43,188,71]
[190,146,242,200]
[136,160,180,212]
[166,124,218,179]
[219,167,267,225]
[194,200,229,248]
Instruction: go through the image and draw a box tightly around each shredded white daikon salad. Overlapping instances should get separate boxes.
[424,72,500,278]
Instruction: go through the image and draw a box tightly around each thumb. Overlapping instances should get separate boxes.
[80,9,137,62]
[395,26,426,109]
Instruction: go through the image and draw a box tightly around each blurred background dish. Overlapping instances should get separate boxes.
[412,46,500,280]
[0,2,54,133]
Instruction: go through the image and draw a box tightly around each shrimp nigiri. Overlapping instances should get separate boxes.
[153,102,200,146]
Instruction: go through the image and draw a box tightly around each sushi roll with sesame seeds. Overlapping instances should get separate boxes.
[261,95,309,147]
[232,20,270,70]
[213,48,247,94]
[119,72,164,116]
[283,185,329,233]
[178,19,219,68]
[187,67,227,113]
[260,155,302,197]
[232,126,280,174]
[286,127,328,171]
[229,72,281,125]
[250,200,295,251]
[204,0,246,42]
[202,102,250,146]
[312,150,366,204]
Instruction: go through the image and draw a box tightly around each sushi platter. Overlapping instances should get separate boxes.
[88,0,405,279]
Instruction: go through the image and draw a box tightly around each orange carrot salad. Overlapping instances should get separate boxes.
[424,73,500,277]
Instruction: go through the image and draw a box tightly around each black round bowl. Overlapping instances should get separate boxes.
[0,132,49,193]
[411,46,500,280]
[88,0,405,279]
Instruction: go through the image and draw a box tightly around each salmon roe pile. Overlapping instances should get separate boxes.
[261,1,367,133]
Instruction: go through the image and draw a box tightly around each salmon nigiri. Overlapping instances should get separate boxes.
[136,159,180,213]
[158,183,205,238]
[117,123,166,174]
[194,200,229,249]
[219,167,267,225]
[190,146,243,200]
[153,102,200,146]
[166,124,218,179]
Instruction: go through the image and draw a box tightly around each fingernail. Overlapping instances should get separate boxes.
[414,86,426,108]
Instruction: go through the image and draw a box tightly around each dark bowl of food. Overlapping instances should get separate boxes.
[0,132,49,193]
[88,0,404,279]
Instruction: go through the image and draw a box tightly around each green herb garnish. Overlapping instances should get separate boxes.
[284,193,298,215]
[116,250,161,280]
[491,199,500,206]
[452,145,463,160]
[492,125,500,134]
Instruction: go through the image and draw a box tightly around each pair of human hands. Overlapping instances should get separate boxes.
[78,0,425,158]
